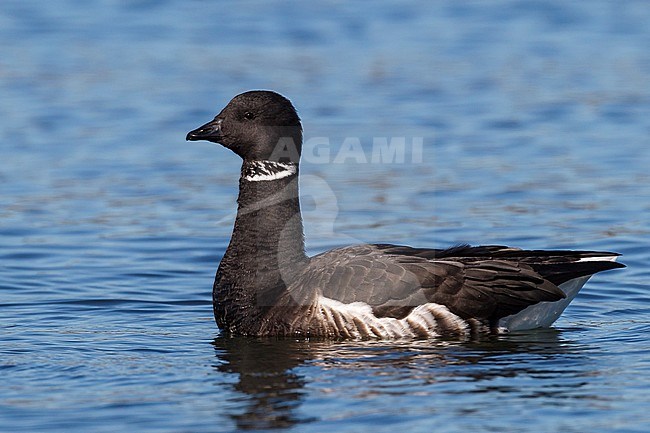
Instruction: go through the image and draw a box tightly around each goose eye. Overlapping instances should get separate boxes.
[244,112,256,120]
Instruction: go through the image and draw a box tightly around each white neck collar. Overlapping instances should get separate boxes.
[242,160,298,182]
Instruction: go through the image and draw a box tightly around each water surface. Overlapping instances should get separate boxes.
[2,1,649,432]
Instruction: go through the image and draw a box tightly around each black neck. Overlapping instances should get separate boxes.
[214,161,309,330]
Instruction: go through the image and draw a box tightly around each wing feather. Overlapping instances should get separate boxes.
[290,244,572,324]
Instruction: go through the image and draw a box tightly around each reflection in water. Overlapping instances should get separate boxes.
[212,330,594,430]
[211,336,316,430]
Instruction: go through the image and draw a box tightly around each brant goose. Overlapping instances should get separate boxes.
[186,90,624,339]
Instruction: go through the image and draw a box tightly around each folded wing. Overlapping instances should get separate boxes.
[292,244,623,327]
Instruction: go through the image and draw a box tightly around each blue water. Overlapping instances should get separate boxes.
[2,1,650,431]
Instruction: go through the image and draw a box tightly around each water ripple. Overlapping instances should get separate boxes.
[2,0,649,432]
